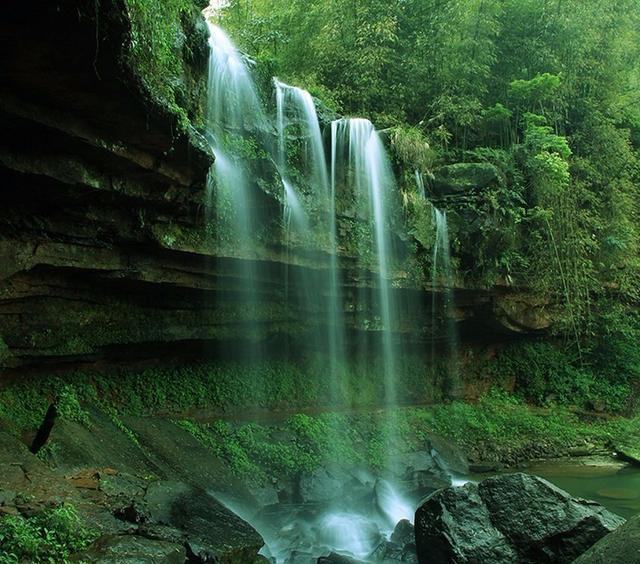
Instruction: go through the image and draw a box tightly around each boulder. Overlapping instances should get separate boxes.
[572,514,640,564]
[431,163,500,197]
[70,535,186,563]
[479,473,623,561]
[415,473,624,564]
[286,550,316,563]
[428,434,469,475]
[369,539,404,560]
[390,519,414,547]
[141,481,265,563]
[385,451,451,495]
[416,483,518,563]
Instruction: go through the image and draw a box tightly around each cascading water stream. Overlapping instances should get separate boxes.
[414,169,427,200]
[275,80,345,403]
[331,119,399,409]
[205,22,266,350]
[431,206,459,396]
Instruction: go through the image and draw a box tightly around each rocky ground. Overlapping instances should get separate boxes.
[0,400,637,563]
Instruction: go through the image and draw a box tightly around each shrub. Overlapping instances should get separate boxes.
[0,504,97,563]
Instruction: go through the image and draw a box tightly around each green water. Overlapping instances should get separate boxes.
[522,460,640,519]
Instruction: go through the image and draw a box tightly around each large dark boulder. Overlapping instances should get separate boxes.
[431,162,500,197]
[416,483,518,563]
[415,473,624,564]
[572,514,640,564]
[141,481,265,563]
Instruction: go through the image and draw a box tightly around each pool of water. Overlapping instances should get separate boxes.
[521,459,640,519]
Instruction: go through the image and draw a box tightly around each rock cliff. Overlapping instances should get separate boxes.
[0,0,550,376]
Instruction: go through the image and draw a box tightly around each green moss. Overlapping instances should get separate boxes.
[426,389,640,460]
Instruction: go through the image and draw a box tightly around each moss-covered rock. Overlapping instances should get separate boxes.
[123,0,209,130]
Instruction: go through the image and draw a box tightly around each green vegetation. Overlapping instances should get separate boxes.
[219,0,640,339]
[427,390,640,460]
[0,355,445,432]
[0,504,97,563]
[124,0,206,129]
[471,310,640,413]
[2,316,637,437]
[175,390,640,487]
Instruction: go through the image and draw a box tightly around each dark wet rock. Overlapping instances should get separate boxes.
[114,499,149,525]
[274,477,297,503]
[415,473,624,564]
[479,473,624,561]
[370,540,404,560]
[404,451,451,490]
[42,411,156,478]
[100,473,147,500]
[573,514,640,564]
[416,483,518,564]
[391,519,414,547]
[428,434,469,475]
[0,430,87,518]
[286,550,317,564]
[299,468,343,503]
[30,403,58,454]
[317,553,366,564]
[386,451,451,494]
[142,480,264,563]
[70,534,185,563]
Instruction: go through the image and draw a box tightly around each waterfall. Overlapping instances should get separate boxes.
[275,79,345,404]
[414,170,427,200]
[204,22,432,564]
[206,23,265,138]
[205,22,266,351]
[331,118,399,408]
[431,206,459,396]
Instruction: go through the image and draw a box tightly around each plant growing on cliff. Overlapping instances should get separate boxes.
[55,385,92,427]
[124,0,196,130]
[0,504,97,563]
